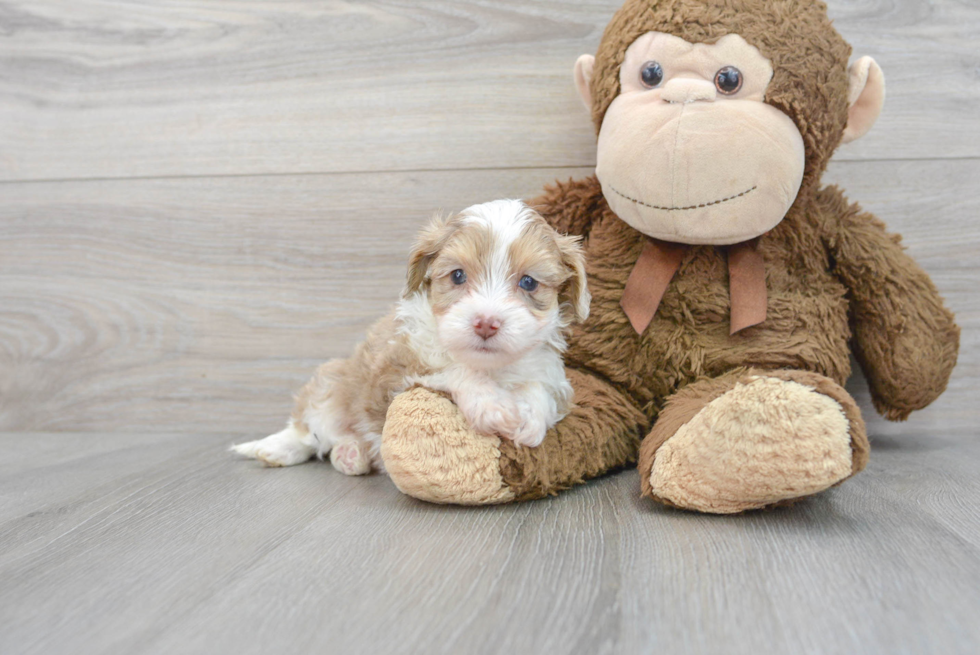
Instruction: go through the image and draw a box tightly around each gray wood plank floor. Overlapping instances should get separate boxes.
[1,430,978,655]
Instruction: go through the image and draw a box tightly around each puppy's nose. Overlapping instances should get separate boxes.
[473,316,502,340]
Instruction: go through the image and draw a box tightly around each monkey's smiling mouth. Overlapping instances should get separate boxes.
[610,185,757,211]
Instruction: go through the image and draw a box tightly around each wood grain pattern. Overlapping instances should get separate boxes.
[0,167,589,432]
[2,161,977,435]
[0,430,978,655]
[1,0,978,183]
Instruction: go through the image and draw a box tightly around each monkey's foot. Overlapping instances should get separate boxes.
[381,371,644,505]
[638,369,869,514]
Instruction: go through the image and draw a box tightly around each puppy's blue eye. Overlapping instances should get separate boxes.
[518,275,538,292]
[451,269,467,285]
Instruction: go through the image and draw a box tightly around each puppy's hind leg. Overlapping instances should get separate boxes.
[231,422,317,467]
[329,439,373,476]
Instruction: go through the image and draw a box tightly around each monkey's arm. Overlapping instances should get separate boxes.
[817,186,960,420]
[527,175,604,237]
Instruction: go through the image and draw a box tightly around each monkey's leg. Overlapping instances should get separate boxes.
[638,369,869,514]
[381,369,647,505]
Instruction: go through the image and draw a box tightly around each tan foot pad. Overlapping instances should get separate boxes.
[381,387,515,505]
[651,376,853,514]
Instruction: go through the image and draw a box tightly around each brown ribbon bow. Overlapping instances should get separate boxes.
[620,237,767,335]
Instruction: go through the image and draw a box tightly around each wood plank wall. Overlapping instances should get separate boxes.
[1,0,977,436]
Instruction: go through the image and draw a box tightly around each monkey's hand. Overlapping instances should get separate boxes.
[381,370,646,504]
[818,186,960,421]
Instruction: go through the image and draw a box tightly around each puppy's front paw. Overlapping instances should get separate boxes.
[329,440,372,476]
[508,410,547,448]
[460,395,520,437]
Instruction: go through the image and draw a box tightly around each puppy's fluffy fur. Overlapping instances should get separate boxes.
[232,199,590,475]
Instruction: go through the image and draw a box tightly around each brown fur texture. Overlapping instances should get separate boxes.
[498,368,647,501]
[380,0,959,511]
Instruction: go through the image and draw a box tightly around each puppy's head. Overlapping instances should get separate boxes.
[404,199,589,369]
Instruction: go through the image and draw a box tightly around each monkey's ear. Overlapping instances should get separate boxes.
[573,55,595,112]
[841,56,885,144]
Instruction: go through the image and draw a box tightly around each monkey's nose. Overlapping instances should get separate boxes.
[661,78,716,104]
[473,316,502,340]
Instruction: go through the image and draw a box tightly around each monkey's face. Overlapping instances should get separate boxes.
[592,33,805,246]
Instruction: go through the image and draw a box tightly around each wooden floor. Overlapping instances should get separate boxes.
[0,428,978,655]
[2,0,979,653]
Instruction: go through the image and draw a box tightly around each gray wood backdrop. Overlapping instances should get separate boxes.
[1,0,977,436]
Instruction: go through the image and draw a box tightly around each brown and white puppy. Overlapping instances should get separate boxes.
[231,199,590,475]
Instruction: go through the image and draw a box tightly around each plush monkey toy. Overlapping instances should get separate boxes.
[380,0,960,513]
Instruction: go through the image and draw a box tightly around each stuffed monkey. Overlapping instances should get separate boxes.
[380,0,959,513]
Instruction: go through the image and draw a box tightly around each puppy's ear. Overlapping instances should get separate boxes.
[556,234,590,323]
[404,214,457,298]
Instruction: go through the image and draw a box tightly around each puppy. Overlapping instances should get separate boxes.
[231,199,590,475]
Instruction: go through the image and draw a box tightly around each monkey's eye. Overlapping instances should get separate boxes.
[451,269,467,285]
[714,66,743,95]
[640,61,664,88]
[518,275,538,292]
